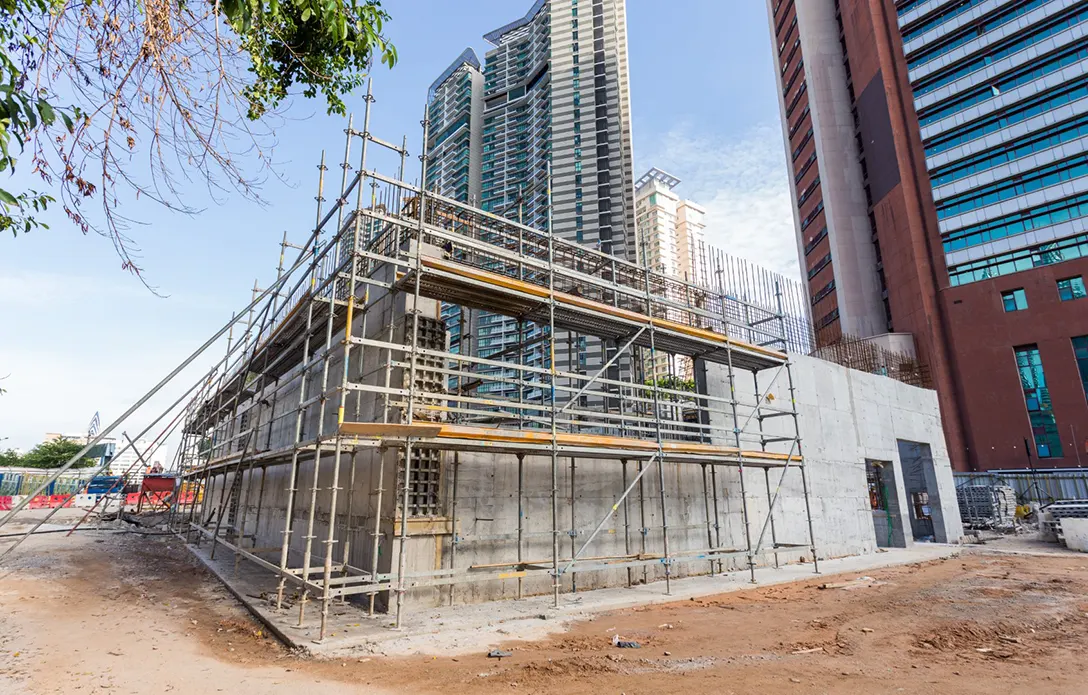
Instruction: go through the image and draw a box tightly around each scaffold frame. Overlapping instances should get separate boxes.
[167,82,819,640]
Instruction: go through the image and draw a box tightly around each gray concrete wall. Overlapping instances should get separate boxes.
[202,349,961,610]
[705,353,964,557]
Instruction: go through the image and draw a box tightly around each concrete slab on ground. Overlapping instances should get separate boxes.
[963,531,1088,556]
[1061,518,1088,552]
[186,540,962,658]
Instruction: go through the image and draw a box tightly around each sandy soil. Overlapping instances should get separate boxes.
[1,512,1087,694]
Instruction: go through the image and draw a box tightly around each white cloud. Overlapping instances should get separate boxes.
[637,122,801,280]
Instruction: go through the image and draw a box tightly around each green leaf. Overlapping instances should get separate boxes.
[0,188,17,206]
[301,7,311,21]
[37,100,55,125]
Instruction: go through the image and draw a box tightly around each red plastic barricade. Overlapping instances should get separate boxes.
[125,493,140,507]
[27,495,50,509]
[48,494,73,508]
[0,497,11,511]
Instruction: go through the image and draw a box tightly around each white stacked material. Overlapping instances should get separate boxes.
[1043,500,1088,545]
[1061,518,1088,552]
[957,485,1017,529]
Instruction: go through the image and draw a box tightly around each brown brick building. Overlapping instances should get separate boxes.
[767,0,1088,471]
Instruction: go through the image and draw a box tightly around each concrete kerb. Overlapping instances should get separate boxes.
[182,538,963,658]
[185,537,300,650]
[960,545,1088,559]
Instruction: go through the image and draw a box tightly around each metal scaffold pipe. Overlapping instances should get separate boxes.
[393,105,431,630]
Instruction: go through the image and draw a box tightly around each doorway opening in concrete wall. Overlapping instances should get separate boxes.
[897,440,947,543]
[865,459,904,548]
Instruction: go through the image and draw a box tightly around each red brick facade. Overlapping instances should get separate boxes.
[772,0,1088,471]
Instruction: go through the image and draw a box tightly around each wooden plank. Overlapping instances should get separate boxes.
[433,424,799,463]
[420,257,786,361]
[338,422,443,438]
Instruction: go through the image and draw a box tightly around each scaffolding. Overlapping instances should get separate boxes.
[168,84,819,640]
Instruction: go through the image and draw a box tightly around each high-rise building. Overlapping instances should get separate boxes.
[634,168,707,284]
[427,0,638,402]
[480,0,637,258]
[633,168,708,382]
[676,199,708,287]
[767,0,1088,471]
[426,49,484,206]
[426,49,485,362]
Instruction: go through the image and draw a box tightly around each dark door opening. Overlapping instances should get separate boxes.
[897,440,948,543]
[866,459,905,548]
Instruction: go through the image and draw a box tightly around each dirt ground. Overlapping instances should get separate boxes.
[2,513,1088,694]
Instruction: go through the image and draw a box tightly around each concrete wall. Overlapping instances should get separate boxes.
[732,353,963,552]
[201,348,962,610]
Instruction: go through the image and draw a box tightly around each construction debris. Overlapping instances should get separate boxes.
[957,485,1018,530]
[1041,501,1088,546]
[818,576,878,590]
[791,647,824,655]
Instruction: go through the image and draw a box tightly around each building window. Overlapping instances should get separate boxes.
[815,307,840,330]
[807,252,831,280]
[1014,345,1064,459]
[810,279,835,306]
[1074,336,1088,403]
[949,232,1088,286]
[1057,276,1087,301]
[1001,288,1028,312]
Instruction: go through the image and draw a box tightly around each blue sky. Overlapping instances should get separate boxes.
[0,0,795,451]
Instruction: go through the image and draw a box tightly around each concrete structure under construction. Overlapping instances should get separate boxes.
[169,96,961,642]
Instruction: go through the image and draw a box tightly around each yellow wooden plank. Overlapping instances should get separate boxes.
[421,257,785,361]
[339,422,443,438]
[433,424,798,463]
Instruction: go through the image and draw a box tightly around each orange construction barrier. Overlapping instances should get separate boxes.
[28,495,50,509]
